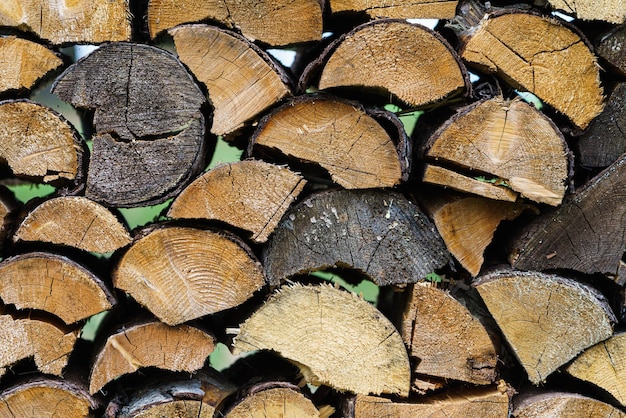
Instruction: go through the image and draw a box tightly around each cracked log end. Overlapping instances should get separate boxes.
[513,391,626,417]
[0,37,62,93]
[548,0,626,24]
[224,384,323,417]
[330,0,459,19]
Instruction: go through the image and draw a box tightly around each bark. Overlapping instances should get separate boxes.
[0,36,62,93]
[263,188,452,286]
[168,160,306,244]
[329,0,459,19]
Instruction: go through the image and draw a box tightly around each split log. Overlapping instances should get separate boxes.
[224,383,325,417]
[0,36,63,93]
[148,0,323,46]
[113,225,265,325]
[422,164,519,202]
[0,187,17,251]
[249,95,409,189]
[52,42,207,207]
[577,82,626,168]
[596,24,626,76]
[475,270,615,384]
[350,385,510,417]
[423,97,569,206]
[0,313,77,377]
[0,100,84,184]
[168,160,306,244]
[14,196,131,253]
[0,252,115,325]
[565,332,626,406]
[509,154,626,275]
[0,377,96,417]
[303,19,469,108]
[513,391,626,417]
[0,0,131,44]
[263,189,452,286]
[547,0,626,24]
[401,283,498,386]
[329,0,459,19]
[233,284,411,397]
[454,5,604,129]
[419,193,528,276]
[89,321,216,395]
[170,24,292,136]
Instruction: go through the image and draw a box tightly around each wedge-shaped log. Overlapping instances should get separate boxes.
[0,314,77,377]
[509,154,626,275]
[419,193,527,276]
[351,386,509,417]
[89,321,216,394]
[475,270,615,384]
[456,8,603,129]
[423,97,569,206]
[401,283,498,385]
[168,160,306,244]
[566,332,626,406]
[577,82,626,168]
[548,0,626,24]
[263,189,451,286]
[0,37,62,93]
[114,226,265,325]
[330,0,459,19]
[233,284,411,397]
[250,95,409,189]
[52,43,206,207]
[0,377,96,418]
[0,252,115,325]
[148,0,323,46]
[309,19,469,108]
[14,196,131,253]
[513,391,626,417]
[225,384,323,417]
[170,24,291,136]
[0,0,131,44]
[0,100,83,184]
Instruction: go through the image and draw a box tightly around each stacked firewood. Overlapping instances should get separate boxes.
[0,0,625,416]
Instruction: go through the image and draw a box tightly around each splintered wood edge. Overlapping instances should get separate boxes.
[113,226,265,325]
[0,377,96,417]
[225,386,321,417]
[89,322,216,394]
[314,19,470,107]
[423,164,518,202]
[14,196,132,253]
[513,391,626,417]
[0,252,116,324]
[168,160,306,243]
[330,0,459,19]
[233,284,411,397]
[0,37,63,92]
[474,270,615,384]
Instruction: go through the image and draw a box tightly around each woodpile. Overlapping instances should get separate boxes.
[1,0,626,416]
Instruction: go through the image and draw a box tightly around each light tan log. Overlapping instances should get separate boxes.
[225,385,322,417]
[0,252,115,325]
[330,0,459,19]
[424,97,569,206]
[0,0,131,44]
[0,100,83,183]
[548,0,626,24]
[0,36,62,93]
[0,377,96,418]
[513,392,626,417]
[114,225,265,325]
[422,164,518,202]
[475,270,615,384]
[0,314,77,377]
[401,283,498,385]
[14,196,131,253]
[457,8,603,129]
[148,0,323,45]
[250,95,408,189]
[419,193,527,276]
[170,24,291,136]
[233,284,411,397]
[89,321,216,394]
[168,160,306,243]
[566,332,626,406]
[352,385,509,417]
[316,19,469,108]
